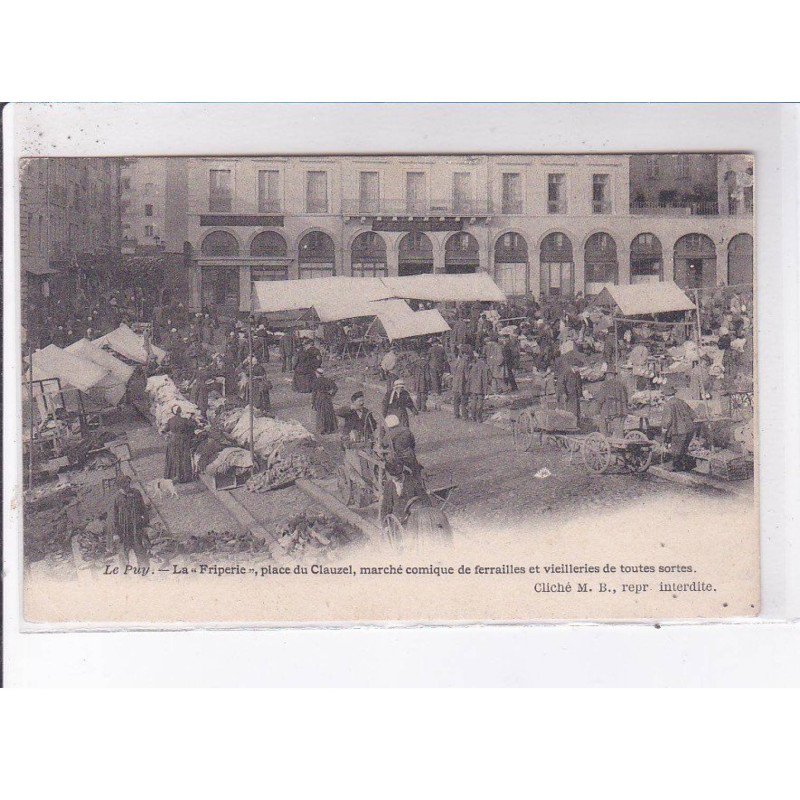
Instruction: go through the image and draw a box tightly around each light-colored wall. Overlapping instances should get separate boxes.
[181,155,754,310]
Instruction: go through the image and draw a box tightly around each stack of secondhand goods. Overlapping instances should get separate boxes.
[145,374,203,432]
[245,449,314,492]
[274,512,358,556]
[217,405,314,460]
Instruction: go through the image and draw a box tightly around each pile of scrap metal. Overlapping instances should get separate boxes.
[274,512,359,556]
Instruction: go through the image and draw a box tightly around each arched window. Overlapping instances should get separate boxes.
[674,233,716,289]
[584,233,618,294]
[298,231,335,278]
[250,231,287,258]
[250,231,288,281]
[444,232,479,274]
[540,233,574,298]
[201,230,239,257]
[727,233,753,287]
[494,232,529,296]
[398,230,433,276]
[351,231,387,277]
[630,233,663,284]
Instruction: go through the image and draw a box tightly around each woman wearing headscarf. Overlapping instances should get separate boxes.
[311,367,338,434]
[164,405,196,483]
[382,378,418,429]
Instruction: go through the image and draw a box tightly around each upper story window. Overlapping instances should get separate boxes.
[645,155,659,179]
[144,224,155,237]
[144,204,153,217]
[547,173,566,214]
[359,171,379,213]
[209,169,232,212]
[406,172,426,213]
[258,170,281,212]
[501,172,522,215]
[676,154,689,179]
[120,177,131,192]
[306,170,328,213]
[452,172,472,213]
[592,174,611,214]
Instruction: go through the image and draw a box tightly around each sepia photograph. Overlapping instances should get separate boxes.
[14,143,759,624]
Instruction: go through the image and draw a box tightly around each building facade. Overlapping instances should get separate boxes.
[172,155,755,312]
[20,157,122,300]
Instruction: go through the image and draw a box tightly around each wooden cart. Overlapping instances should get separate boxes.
[512,407,582,458]
[582,430,654,474]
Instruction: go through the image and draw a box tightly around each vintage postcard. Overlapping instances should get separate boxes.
[14,139,758,624]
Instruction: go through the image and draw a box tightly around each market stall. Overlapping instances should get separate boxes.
[95,322,167,365]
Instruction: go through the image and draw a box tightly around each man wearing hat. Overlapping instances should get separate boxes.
[311,367,338,434]
[382,379,417,429]
[380,459,428,525]
[594,368,629,437]
[450,345,472,420]
[428,337,447,395]
[384,414,422,477]
[339,391,377,445]
[661,385,697,471]
[112,475,150,569]
[467,347,492,422]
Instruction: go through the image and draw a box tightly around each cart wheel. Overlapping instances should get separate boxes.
[512,409,535,452]
[623,430,653,474]
[336,466,353,506]
[583,432,612,474]
[384,514,404,548]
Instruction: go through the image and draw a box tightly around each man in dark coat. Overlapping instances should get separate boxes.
[311,368,338,434]
[411,348,431,412]
[384,414,422,477]
[112,475,150,568]
[661,386,697,471]
[380,459,428,524]
[428,338,447,394]
[450,346,472,420]
[339,391,377,445]
[594,369,628,437]
[555,357,583,426]
[280,329,296,372]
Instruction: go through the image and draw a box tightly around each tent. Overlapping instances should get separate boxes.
[66,338,135,406]
[366,300,450,342]
[250,273,506,317]
[95,323,167,365]
[25,343,114,413]
[591,282,696,317]
[251,276,392,315]
[27,344,110,394]
[380,273,506,303]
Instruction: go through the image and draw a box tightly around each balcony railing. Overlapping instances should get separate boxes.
[343,198,491,217]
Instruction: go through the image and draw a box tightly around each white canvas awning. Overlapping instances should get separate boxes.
[251,273,506,316]
[66,338,135,406]
[591,282,697,317]
[380,273,506,303]
[27,344,110,393]
[368,301,451,341]
[95,323,167,364]
[251,276,393,315]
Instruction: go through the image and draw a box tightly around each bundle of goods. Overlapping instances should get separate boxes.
[688,446,753,481]
[205,447,254,477]
[274,512,359,556]
[577,361,608,383]
[145,374,203,432]
[733,418,755,455]
[629,389,665,408]
[149,528,270,563]
[24,479,76,511]
[218,405,314,460]
[245,449,313,492]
